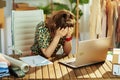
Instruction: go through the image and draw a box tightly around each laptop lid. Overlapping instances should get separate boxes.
[59,37,112,68]
[74,37,112,66]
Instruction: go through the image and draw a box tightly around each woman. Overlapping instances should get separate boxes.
[31,10,75,58]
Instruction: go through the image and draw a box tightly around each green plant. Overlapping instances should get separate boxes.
[38,0,89,18]
[69,0,89,18]
[38,5,51,15]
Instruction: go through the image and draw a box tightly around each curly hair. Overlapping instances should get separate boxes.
[45,10,75,37]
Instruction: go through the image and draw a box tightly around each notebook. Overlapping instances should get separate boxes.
[19,55,52,67]
[59,37,112,68]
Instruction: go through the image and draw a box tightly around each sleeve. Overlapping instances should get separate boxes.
[35,22,50,49]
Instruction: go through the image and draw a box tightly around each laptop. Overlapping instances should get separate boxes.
[59,37,112,68]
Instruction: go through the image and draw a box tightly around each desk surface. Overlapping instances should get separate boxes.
[1,54,120,80]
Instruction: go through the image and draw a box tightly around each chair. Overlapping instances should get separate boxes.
[11,10,44,55]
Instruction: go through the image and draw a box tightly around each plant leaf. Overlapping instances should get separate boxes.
[80,0,89,5]
[38,5,51,14]
[53,3,70,11]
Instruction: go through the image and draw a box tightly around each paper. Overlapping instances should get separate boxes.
[113,65,120,76]
[113,48,120,64]
[2,54,29,73]
[19,55,53,67]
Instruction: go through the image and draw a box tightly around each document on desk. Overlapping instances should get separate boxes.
[19,55,53,67]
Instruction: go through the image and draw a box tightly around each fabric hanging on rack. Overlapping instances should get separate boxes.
[100,0,107,38]
[89,0,102,39]
[106,0,120,48]
[111,0,119,48]
[116,5,120,42]
[112,0,119,48]
[115,2,120,48]
[89,0,119,47]
[106,0,114,37]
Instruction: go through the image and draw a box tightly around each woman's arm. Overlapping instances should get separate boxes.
[63,38,72,55]
[41,36,60,58]
[41,28,68,58]
[63,27,74,55]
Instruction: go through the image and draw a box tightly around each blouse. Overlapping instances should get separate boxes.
[31,21,65,57]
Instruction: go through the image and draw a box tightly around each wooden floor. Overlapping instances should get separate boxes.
[1,54,120,80]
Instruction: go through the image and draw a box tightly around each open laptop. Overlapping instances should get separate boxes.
[59,37,112,68]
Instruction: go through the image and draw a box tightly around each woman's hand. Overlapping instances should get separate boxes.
[41,27,68,58]
[66,27,74,38]
[63,27,73,56]
[55,27,68,38]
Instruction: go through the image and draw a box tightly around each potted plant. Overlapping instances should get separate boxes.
[38,0,89,19]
